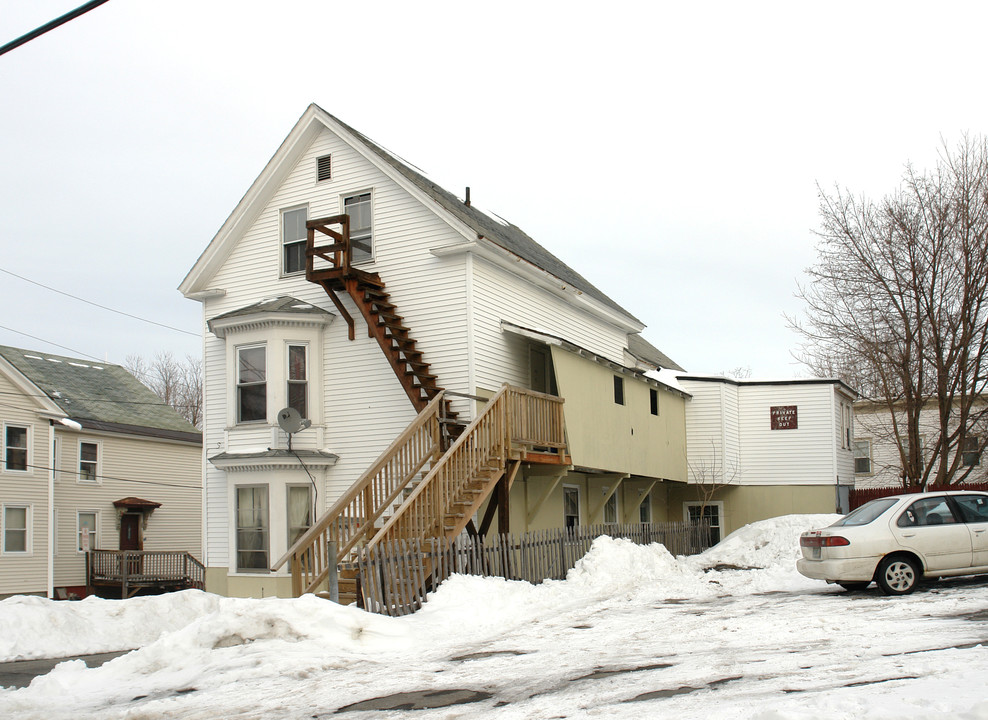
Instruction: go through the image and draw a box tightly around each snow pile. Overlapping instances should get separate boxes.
[0,590,227,661]
[0,514,833,664]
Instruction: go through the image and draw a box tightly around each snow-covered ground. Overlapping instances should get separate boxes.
[3,514,988,719]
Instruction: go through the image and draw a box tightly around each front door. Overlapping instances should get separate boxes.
[120,514,142,575]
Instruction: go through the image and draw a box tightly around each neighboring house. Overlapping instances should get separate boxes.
[853,400,988,489]
[0,345,202,599]
[180,104,689,598]
[672,375,858,542]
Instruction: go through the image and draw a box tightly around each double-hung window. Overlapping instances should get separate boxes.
[287,485,312,547]
[77,511,97,552]
[344,193,373,264]
[282,207,307,275]
[686,502,723,545]
[563,485,580,528]
[603,492,618,524]
[962,436,981,467]
[853,439,872,475]
[3,506,29,553]
[238,345,267,423]
[4,424,28,472]
[236,486,269,572]
[79,441,99,483]
[287,344,307,418]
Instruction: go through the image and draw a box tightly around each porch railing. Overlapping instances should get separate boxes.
[88,550,205,596]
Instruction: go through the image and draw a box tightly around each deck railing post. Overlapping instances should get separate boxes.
[328,541,339,603]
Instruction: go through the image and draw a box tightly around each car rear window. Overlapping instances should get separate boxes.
[953,494,988,523]
[831,498,898,527]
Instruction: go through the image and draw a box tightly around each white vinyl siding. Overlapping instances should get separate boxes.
[681,379,851,487]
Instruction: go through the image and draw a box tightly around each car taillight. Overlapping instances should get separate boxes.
[800,535,850,548]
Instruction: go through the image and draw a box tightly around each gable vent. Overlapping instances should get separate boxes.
[317,154,332,182]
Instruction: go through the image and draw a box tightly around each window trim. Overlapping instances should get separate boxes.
[684,501,724,545]
[962,436,981,467]
[603,491,618,524]
[235,484,270,573]
[342,191,374,265]
[2,504,31,554]
[281,205,308,277]
[2,422,31,474]
[286,484,313,548]
[563,484,581,528]
[638,491,652,524]
[78,440,101,484]
[613,375,625,406]
[286,342,308,419]
[237,343,268,424]
[77,510,99,553]
[853,438,872,475]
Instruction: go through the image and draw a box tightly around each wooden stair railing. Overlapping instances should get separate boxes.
[367,385,566,553]
[270,392,446,596]
[305,215,457,430]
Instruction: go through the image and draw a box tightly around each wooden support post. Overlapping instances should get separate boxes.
[497,473,510,536]
[328,541,339,604]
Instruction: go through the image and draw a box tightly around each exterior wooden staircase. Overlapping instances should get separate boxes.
[273,216,568,603]
[303,214,457,436]
[271,384,567,600]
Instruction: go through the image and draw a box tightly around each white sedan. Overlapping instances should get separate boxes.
[797,490,988,595]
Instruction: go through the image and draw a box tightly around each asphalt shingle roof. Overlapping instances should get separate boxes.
[0,345,200,437]
[325,108,643,324]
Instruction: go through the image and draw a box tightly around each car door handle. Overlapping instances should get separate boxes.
[901,533,916,538]
[974,529,986,534]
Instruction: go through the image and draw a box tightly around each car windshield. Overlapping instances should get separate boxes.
[830,498,899,527]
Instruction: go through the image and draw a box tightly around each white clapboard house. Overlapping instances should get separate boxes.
[181,105,694,598]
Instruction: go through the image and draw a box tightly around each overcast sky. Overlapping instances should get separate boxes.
[1,1,985,377]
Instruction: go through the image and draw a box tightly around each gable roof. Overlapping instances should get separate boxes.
[325,110,639,323]
[0,345,200,441]
[181,105,641,326]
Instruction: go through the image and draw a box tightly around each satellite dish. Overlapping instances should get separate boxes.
[277,407,311,434]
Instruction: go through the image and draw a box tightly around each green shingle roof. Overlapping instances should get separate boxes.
[0,345,200,437]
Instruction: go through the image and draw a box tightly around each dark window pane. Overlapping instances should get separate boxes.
[239,385,266,422]
[238,347,265,384]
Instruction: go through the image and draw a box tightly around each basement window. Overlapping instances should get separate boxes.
[316,155,332,182]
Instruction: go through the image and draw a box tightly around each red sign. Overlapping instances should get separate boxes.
[771,405,798,430]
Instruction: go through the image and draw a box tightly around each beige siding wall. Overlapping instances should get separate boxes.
[0,371,50,596]
[551,347,687,481]
[667,483,838,538]
[492,470,675,534]
[52,431,201,588]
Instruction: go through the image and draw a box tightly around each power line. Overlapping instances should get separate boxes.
[0,266,198,337]
[0,0,112,57]
[14,461,201,491]
[0,324,104,363]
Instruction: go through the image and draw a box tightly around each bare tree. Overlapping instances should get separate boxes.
[126,351,203,428]
[792,136,988,488]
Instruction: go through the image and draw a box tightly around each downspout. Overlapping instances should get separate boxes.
[47,421,55,599]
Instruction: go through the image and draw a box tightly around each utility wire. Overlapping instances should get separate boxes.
[0,0,112,57]
[0,266,198,337]
[0,323,105,363]
[13,461,202,490]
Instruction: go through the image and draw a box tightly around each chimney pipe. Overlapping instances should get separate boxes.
[465,187,471,207]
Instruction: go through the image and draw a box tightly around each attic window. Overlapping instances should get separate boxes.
[316,155,332,182]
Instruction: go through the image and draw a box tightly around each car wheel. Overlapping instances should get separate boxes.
[876,555,920,595]
[838,582,870,592]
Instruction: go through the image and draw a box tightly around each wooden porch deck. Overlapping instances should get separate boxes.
[88,550,205,598]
